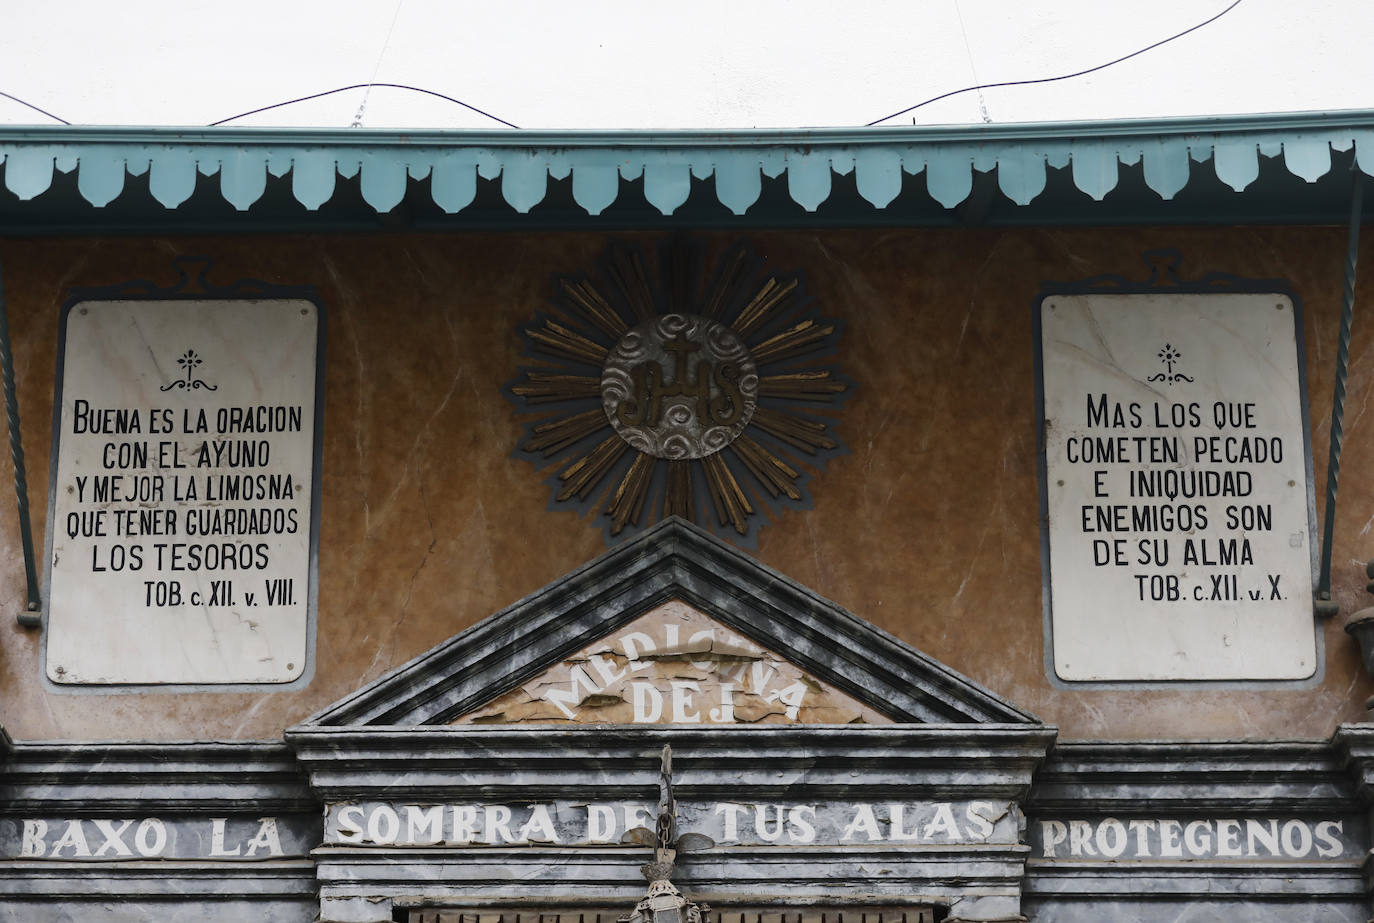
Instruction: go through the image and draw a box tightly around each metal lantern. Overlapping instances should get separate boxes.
[622,876,705,923]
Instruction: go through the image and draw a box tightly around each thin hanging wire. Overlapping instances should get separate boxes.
[210,83,518,129]
[0,90,69,125]
[1318,170,1364,609]
[867,0,1244,126]
[0,266,41,625]
[952,0,992,124]
[352,0,406,128]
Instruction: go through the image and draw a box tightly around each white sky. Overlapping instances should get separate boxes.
[0,0,1368,130]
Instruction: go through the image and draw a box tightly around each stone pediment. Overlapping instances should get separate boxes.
[453,599,892,726]
[305,517,1036,727]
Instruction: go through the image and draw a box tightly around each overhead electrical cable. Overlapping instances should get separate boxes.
[0,91,69,125]
[1,0,1242,132]
[865,0,1245,126]
[209,83,519,129]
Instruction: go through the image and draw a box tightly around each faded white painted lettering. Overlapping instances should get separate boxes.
[243,817,283,857]
[323,799,1019,848]
[1036,817,1353,860]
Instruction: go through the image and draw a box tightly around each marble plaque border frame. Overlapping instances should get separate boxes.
[39,258,327,693]
[1032,250,1321,690]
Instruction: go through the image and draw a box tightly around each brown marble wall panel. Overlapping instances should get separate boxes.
[0,227,1370,741]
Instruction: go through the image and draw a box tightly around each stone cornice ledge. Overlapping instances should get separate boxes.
[286,723,1057,802]
[0,739,316,814]
[1028,739,1356,815]
[1331,723,1374,806]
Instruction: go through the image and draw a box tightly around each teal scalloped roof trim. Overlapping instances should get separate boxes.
[1,110,1372,217]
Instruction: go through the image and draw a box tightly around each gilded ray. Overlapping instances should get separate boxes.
[732,277,798,339]
[663,460,694,521]
[559,279,628,340]
[732,436,803,500]
[510,372,601,403]
[557,435,628,501]
[702,453,752,535]
[750,319,834,364]
[524,409,611,456]
[528,318,609,365]
[510,239,846,545]
[751,406,838,454]
[607,452,655,534]
[759,370,847,401]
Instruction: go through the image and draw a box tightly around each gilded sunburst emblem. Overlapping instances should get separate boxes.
[506,239,849,546]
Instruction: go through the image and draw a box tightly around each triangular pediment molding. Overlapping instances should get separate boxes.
[304,517,1037,727]
[453,599,894,726]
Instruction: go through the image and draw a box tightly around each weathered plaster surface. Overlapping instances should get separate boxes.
[0,227,1370,740]
[454,600,889,725]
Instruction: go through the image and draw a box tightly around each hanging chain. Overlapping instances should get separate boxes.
[656,744,675,851]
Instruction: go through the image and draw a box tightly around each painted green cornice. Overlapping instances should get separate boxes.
[1,108,1371,230]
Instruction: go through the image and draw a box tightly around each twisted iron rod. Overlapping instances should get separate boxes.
[1318,173,1365,607]
[0,266,40,625]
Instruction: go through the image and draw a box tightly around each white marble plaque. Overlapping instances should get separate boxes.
[1039,292,1315,681]
[44,299,321,686]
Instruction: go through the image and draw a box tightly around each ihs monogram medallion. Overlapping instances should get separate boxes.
[602,314,757,459]
[506,239,849,547]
